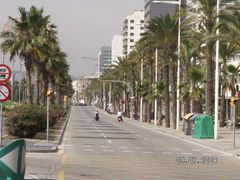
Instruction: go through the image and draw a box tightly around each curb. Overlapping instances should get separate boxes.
[58,106,72,145]
[98,108,239,158]
[26,106,72,153]
[124,119,239,158]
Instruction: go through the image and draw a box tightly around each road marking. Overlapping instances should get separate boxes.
[61,154,67,165]
[182,152,192,155]
[172,148,183,151]
[202,153,212,156]
[137,134,141,137]
[143,151,153,154]
[118,146,128,149]
[220,153,233,157]
[100,146,110,148]
[83,149,94,151]
[103,149,114,152]
[107,140,112,143]
[81,145,92,148]
[58,170,64,180]
[124,120,235,157]
[162,152,172,155]
[25,174,40,180]
[122,150,132,153]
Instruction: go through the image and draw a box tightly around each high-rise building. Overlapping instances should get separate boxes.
[145,0,187,23]
[122,10,145,56]
[98,47,112,74]
[111,35,123,65]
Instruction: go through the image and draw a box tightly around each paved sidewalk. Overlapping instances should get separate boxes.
[99,108,240,157]
[2,108,71,153]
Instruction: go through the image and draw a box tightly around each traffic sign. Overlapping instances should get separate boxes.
[0,139,26,179]
[0,84,11,102]
[0,64,12,83]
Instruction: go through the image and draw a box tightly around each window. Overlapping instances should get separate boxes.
[140,33,144,36]
[130,26,134,30]
[130,46,134,49]
[140,20,144,23]
[130,33,134,36]
[140,27,144,30]
[130,20,134,23]
[130,39,134,42]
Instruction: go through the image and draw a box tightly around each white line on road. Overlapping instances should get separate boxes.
[143,151,153,154]
[100,146,111,148]
[162,152,173,155]
[124,120,234,157]
[81,145,92,148]
[82,149,94,151]
[202,153,212,156]
[182,152,193,155]
[25,174,40,179]
[172,148,183,151]
[122,150,132,153]
[103,149,114,152]
[107,140,112,143]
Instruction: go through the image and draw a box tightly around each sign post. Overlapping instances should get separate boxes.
[0,64,12,147]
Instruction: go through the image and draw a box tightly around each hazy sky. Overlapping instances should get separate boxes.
[0,0,144,78]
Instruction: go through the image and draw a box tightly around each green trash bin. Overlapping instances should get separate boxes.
[192,114,214,139]
[0,139,26,180]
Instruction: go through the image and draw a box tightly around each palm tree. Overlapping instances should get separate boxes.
[1,6,54,104]
[144,14,179,128]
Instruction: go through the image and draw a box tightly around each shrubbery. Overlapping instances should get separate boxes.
[7,103,64,138]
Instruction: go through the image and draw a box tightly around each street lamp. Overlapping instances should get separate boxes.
[214,0,220,139]
[153,0,181,130]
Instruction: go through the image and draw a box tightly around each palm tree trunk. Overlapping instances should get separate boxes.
[220,61,227,127]
[25,61,33,104]
[205,44,214,116]
[35,66,41,105]
[164,65,170,128]
[158,99,163,126]
[143,99,147,122]
[171,65,177,129]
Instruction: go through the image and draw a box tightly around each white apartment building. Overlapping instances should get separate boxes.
[122,10,145,56]
[111,35,123,65]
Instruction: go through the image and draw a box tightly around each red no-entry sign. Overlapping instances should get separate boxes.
[0,64,12,83]
[0,84,11,102]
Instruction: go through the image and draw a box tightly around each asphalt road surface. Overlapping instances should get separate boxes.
[26,106,240,180]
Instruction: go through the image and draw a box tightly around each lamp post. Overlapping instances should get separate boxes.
[140,59,144,122]
[214,0,220,139]
[154,48,158,126]
[153,0,181,130]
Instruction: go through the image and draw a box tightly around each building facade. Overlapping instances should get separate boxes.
[98,46,112,74]
[145,0,188,23]
[111,35,123,65]
[122,10,145,56]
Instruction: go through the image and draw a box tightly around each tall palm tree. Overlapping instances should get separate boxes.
[1,6,55,104]
[144,14,179,128]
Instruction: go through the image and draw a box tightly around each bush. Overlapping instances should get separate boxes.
[6,103,65,138]
[7,104,46,137]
